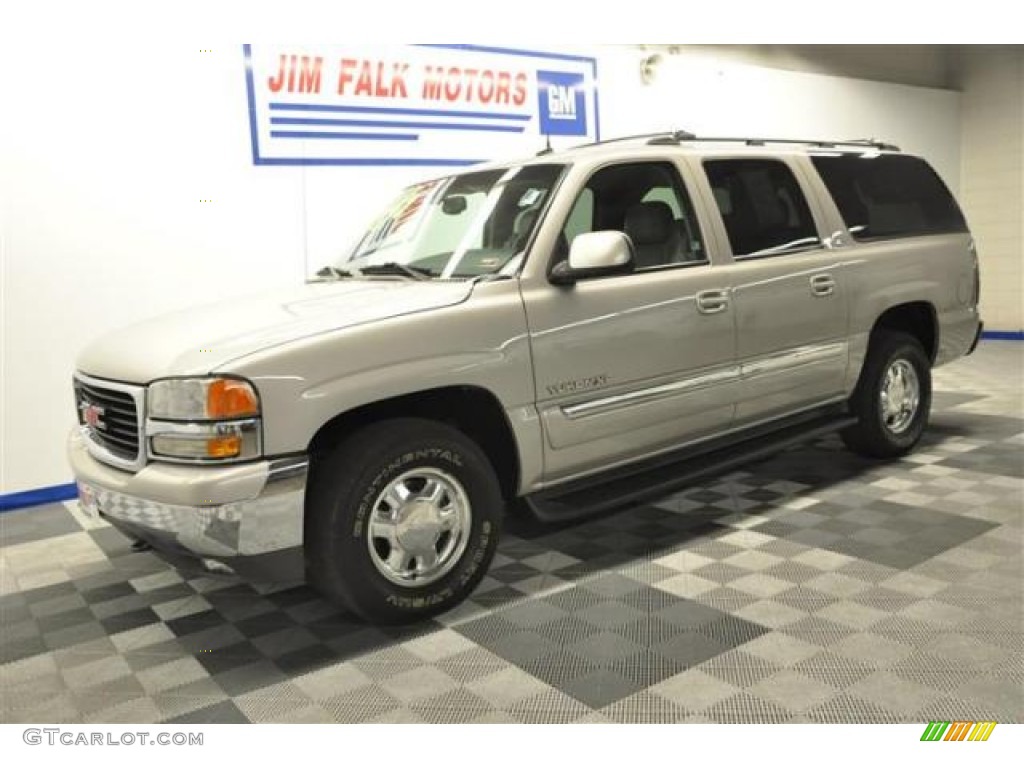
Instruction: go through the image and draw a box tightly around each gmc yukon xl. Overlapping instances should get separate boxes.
[69,132,983,622]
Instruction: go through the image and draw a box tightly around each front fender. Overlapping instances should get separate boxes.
[221,280,546,492]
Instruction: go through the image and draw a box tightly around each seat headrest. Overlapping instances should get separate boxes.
[513,207,540,237]
[624,201,674,245]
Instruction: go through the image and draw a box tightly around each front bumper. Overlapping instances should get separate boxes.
[67,428,307,581]
[967,320,984,355]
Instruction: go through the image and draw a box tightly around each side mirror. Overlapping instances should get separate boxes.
[550,231,635,286]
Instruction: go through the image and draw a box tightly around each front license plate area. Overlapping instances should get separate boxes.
[77,482,99,519]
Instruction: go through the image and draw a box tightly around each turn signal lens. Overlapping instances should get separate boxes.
[206,435,242,458]
[207,379,259,419]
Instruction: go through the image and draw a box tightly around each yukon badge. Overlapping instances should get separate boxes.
[546,374,609,397]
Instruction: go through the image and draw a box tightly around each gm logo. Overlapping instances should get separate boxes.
[537,70,587,136]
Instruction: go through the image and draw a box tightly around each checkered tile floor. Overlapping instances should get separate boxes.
[2,342,1021,723]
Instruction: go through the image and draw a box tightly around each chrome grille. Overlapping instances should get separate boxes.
[74,377,141,462]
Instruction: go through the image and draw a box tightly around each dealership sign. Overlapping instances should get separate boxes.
[243,44,599,166]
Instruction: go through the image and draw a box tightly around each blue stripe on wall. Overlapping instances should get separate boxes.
[981,330,1024,341]
[0,483,78,513]
[254,156,482,167]
[269,102,531,121]
[270,117,526,133]
[269,130,419,141]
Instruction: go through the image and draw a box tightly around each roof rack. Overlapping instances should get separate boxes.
[570,131,693,150]
[566,131,899,154]
[644,133,900,152]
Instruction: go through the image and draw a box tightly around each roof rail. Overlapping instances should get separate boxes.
[844,138,901,152]
[644,133,900,152]
[570,131,683,150]
[566,132,900,153]
[648,130,697,145]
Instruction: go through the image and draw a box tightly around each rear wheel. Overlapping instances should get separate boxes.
[305,418,502,624]
[841,330,932,458]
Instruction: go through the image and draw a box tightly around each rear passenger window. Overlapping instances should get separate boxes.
[811,154,967,240]
[704,159,821,258]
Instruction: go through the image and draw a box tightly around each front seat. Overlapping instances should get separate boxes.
[508,206,541,253]
[623,201,682,268]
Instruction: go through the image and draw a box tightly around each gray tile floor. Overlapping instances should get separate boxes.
[2,342,1021,723]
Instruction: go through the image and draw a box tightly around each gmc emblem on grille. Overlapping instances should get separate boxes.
[80,401,106,429]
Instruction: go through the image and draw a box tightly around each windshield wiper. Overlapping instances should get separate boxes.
[358,262,434,280]
[468,272,513,284]
[314,266,354,280]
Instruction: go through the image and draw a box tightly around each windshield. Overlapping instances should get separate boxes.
[340,163,565,279]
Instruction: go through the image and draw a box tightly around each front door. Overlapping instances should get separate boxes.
[521,160,738,484]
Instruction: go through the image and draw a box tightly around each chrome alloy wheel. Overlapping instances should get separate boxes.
[879,359,920,435]
[366,468,472,587]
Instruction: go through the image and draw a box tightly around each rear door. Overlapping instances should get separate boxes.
[697,155,851,424]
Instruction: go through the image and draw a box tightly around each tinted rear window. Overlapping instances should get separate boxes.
[704,159,821,258]
[811,154,967,240]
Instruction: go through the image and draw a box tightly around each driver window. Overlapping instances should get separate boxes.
[560,162,705,270]
[563,188,594,246]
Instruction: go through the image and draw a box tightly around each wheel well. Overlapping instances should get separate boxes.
[871,302,938,362]
[307,386,520,500]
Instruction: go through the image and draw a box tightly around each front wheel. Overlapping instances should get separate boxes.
[841,330,932,458]
[305,418,503,624]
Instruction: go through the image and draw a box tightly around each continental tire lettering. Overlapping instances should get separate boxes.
[352,484,376,537]
[352,469,387,537]
[385,591,449,608]
[410,448,463,466]
[457,521,492,587]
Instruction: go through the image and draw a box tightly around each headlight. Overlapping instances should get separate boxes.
[146,377,262,463]
[148,377,259,421]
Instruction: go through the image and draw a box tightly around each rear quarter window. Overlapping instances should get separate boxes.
[811,154,967,241]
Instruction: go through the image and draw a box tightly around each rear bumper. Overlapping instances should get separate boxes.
[934,308,984,367]
[68,429,307,581]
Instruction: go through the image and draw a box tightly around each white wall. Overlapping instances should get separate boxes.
[1,43,965,495]
[593,49,961,190]
[959,47,1024,333]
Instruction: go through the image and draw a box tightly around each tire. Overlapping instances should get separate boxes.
[305,418,503,624]
[841,330,932,459]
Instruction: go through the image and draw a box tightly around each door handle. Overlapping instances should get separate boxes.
[810,273,836,297]
[696,289,730,315]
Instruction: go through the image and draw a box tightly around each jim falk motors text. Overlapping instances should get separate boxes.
[266,54,530,107]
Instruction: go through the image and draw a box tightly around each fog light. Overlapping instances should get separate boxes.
[151,434,237,459]
[147,420,259,462]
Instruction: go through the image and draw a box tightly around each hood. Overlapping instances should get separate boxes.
[77,279,474,383]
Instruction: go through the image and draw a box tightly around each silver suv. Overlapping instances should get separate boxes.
[69,132,983,622]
